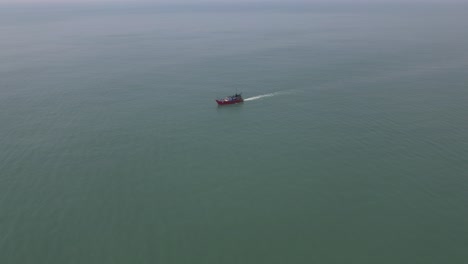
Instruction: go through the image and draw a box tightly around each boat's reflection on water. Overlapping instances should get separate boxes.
[215,102,244,112]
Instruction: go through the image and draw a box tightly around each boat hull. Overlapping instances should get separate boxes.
[216,99,243,105]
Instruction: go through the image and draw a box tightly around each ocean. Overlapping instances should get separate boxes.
[1,2,468,263]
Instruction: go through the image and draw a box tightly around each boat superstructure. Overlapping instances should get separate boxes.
[216,93,243,105]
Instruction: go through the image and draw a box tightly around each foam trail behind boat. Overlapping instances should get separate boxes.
[244,91,290,101]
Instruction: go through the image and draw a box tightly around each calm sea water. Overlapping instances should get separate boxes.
[1,3,468,263]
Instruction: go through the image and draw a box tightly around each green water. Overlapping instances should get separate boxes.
[1,3,468,263]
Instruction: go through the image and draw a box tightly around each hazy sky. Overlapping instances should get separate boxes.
[2,0,467,3]
[1,0,467,5]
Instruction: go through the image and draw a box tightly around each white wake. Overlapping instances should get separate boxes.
[244,91,290,101]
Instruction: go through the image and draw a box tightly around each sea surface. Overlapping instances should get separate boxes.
[1,2,468,263]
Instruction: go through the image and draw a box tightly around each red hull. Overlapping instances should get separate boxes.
[216,99,243,105]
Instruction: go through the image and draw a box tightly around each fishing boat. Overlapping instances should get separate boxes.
[215,93,244,105]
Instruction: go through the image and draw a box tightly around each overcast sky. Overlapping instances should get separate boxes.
[1,0,466,4]
[2,0,467,2]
